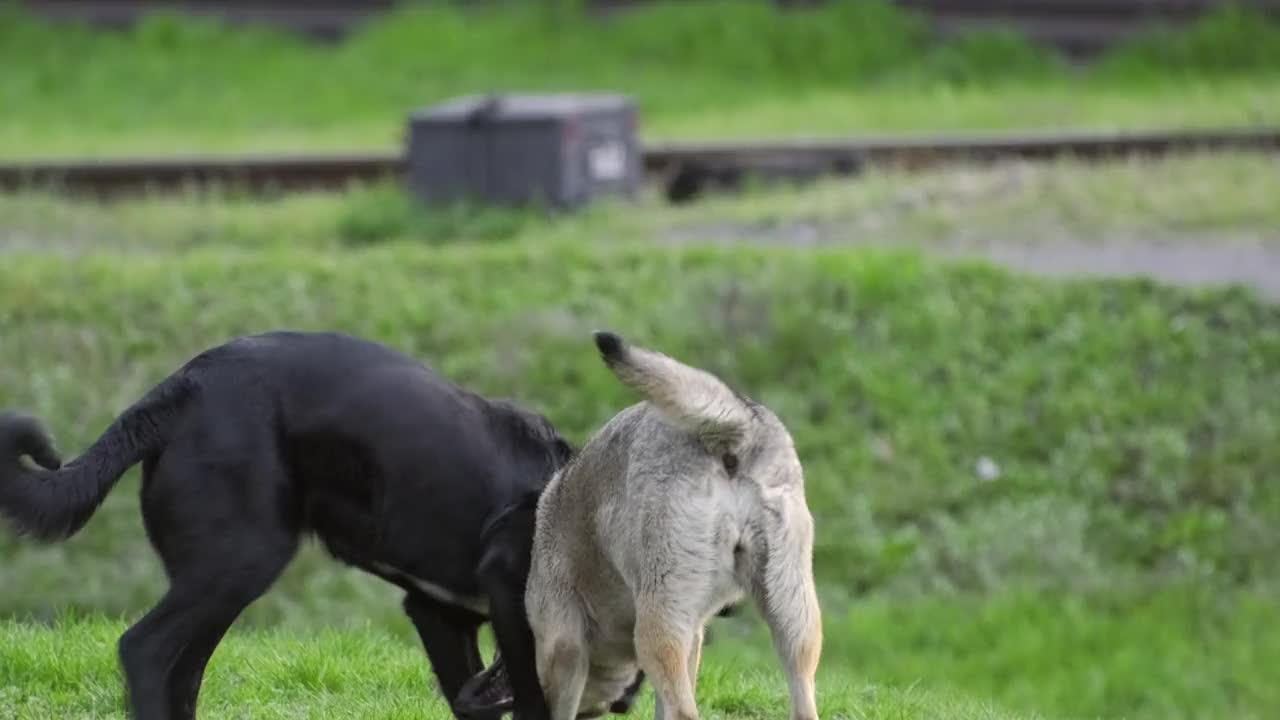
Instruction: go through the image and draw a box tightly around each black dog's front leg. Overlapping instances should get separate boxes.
[609,671,646,714]
[475,556,550,720]
[402,592,490,718]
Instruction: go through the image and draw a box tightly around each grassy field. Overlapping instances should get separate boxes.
[2,588,1278,719]
[0,616,1050,720]
[3,586,1278,719]
[2,151,1279,718]
[1,1,1279,158]
[4,239,1277,608]
[2,586,1280,712]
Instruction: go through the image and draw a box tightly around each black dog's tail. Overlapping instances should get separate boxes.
[0,374,195,542]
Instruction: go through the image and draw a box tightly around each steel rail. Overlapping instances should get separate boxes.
[1,128,1276,201]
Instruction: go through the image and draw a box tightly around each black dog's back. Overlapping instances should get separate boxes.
[0,330,570,720]
[4,329,565,589]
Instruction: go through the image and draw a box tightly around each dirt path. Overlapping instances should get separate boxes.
[933,236,1280,300]
[659,222,1280,300]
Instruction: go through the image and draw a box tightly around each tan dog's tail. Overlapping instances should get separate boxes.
[593,331,753,453]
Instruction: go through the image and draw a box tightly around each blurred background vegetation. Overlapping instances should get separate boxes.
[2,0,1280,157]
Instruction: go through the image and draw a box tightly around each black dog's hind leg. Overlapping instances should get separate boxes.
[403,592,491,718]
[119,542,297,720]
[120,444,299,720]
[164,615,237,719]
[164,570,293,720]
[120,567,290,720]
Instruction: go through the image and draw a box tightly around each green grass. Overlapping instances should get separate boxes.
[2,587,1278,719]
[1,1,1279,158]
[0,616,1038,720]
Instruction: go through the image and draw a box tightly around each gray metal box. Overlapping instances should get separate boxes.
[406,93,641,209]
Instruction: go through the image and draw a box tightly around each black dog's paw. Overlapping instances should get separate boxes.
[716,602,740,618]
[608,670,645,714]
[453,655,514,720]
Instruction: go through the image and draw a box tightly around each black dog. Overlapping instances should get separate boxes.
[0,330,572,720]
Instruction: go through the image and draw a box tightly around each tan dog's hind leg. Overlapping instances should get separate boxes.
[634,610,699,720]
[687,626,704,693]
[538,631,590,720]
[753,506,823,720]
[530,596,590,720]
[770,593,822,720]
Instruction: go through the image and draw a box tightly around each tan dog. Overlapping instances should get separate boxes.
[525,331,822,720]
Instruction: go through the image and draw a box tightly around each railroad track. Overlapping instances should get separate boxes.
[20,0,1280,55]
[2,128,1277,204]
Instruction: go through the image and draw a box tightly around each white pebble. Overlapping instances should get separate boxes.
[976,456,1001,481]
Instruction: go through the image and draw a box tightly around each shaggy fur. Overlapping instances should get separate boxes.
[453,488,651,719]
[0,330,574,720]
[523,332,823,720]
